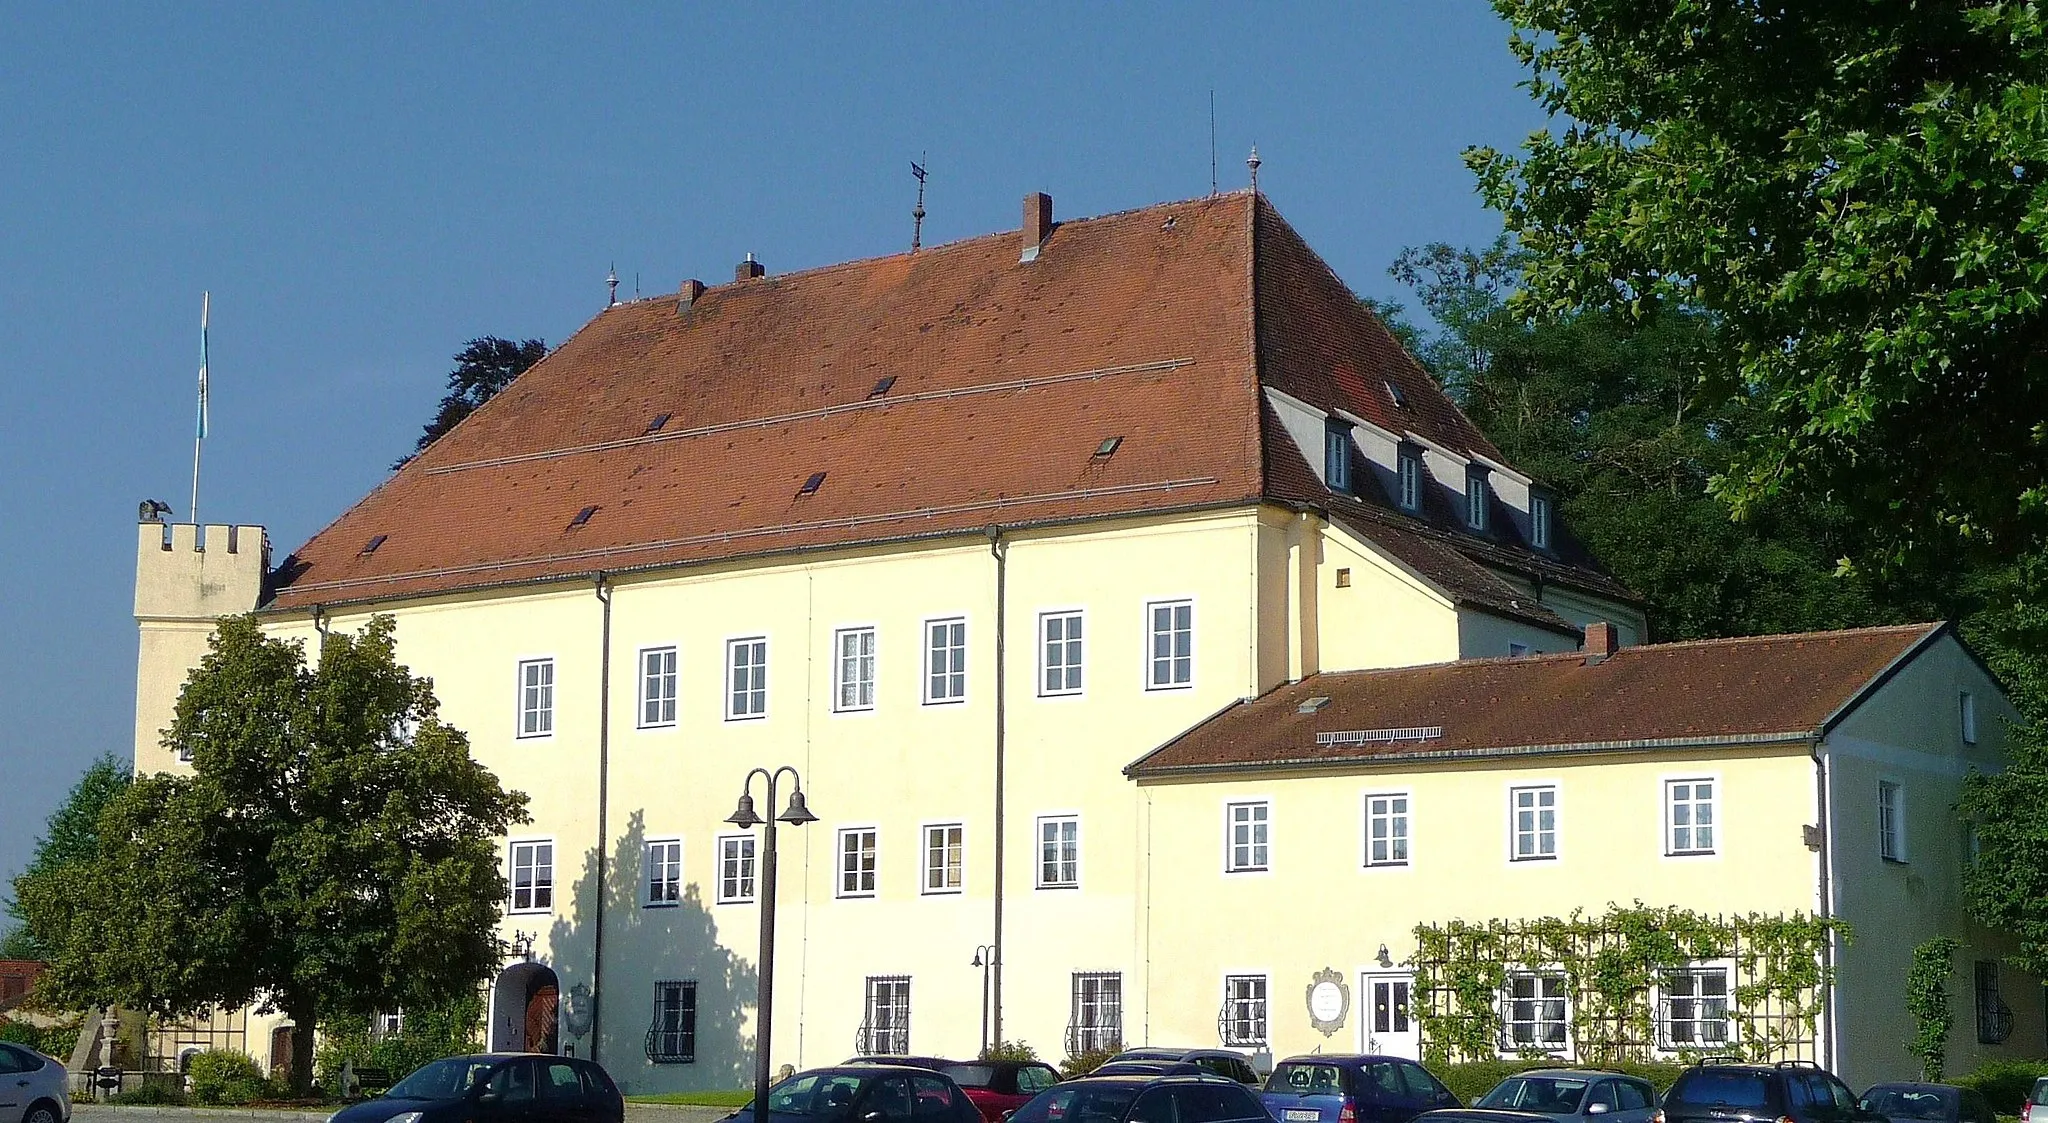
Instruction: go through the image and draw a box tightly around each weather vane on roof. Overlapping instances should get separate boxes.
[911,155,928,253]
[1248,144,1262,193]
[606,264,619,307]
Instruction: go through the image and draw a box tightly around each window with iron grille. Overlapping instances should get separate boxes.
[864,976,911,1055]
[1222,975,1267,1047]
[648,980,696,1063]
[639,647,677,728]
[1659,965,1731,1048]
[1502,972,1567,1051]
[925,618,967,703]
[645,839,682,906]
[1977,960,2014,1044]
[1071,972,1122,1054]
[518,659,555,738]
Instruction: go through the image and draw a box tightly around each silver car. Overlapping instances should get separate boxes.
[0,1043,68,1123]
[1418,1070,1657,1123]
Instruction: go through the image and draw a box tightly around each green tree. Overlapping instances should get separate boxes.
[397,336,546,467]
[22,615,528,1094]
[1468,1,2048,574]
[3,754,131,960]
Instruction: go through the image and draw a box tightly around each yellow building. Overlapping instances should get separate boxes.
[131,190,2020,1090]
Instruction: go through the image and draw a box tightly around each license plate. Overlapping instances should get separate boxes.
[1285,1111,1320,1120]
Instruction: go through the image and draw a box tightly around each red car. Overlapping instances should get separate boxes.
[942,1061,1062,1122]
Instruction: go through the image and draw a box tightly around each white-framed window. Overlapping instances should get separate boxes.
[1226,801,1270,873]
[923,823,964,894]
[863,976,912,1055]
[1365,792,1410,868]
[1880,780,1907,862]
[638,647,678,728]
[1070,972,1122,1054]
[517,658,555,738]
[649,980,697,1064]
[1037,815,1080,888]
[509,839,554,913]
[716,834,756,905]
[645,838,682,906]
[1510,785,1558,861]
[1530,492,1553,550]
[1040,611,1085,696]
[1502,971,1568,1051]
[1658,963,1732,1049]
[1146,599,1194,689]
[1466,467,1489,530]
[1666,779,1717,856]
[834,627,877,713]
[726,637,767,720]
[1222,974,1268,1047]
[1962,691,1978,745]
[838,828,878,897]
[924,618,967,704]
[1325,418,1353,494]
[1397,446,1423,512]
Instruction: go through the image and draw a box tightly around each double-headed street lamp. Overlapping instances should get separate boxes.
[727,766,817,1118]
[971,944,998,1058]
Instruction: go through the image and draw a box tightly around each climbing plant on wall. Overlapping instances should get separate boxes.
[1409,905,1848,1067]
[1905,937,1961,1081]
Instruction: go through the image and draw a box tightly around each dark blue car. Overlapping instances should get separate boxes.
[1259,1056,1458,1123]
[326,1054,623,1123]
[727,1065,981,1123]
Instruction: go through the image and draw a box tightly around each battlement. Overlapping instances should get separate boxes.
[134,522,268,620]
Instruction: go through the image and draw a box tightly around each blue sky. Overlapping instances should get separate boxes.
[0,4,1546,898]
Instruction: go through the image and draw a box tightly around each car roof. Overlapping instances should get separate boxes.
[1066,1074,1246,1087]
[1867,1084,1960,1093]
[1121,1047,1243,1058]
[1274,1055,1407,1066]
[1511,1070,1632,1080]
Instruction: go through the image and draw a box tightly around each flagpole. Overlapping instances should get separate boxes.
[191,292,209,526]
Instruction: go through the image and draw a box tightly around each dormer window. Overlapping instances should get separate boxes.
[1324,418,1354,494]
[1466,467,1490,532]
[1530,492,1553,551]
[1397,446,1423,513]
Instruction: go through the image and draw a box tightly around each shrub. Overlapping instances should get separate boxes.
[0,1016,81,1060]
[1432,1060,1689,1106]
[109,1080,186,1106]
[1954,1059,2048,1115]
[314,997,484,1098]
[187,1048,270,1105]
[1060,1041,1123,1079]
[982,1041,1040,1063]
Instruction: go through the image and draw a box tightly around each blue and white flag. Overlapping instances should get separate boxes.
[196,291,210,440]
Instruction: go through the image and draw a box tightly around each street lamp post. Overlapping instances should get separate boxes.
[727,766,818,1121]
[971,945,998,1058]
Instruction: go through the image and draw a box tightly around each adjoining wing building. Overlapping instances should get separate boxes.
[131,190,2029,1088]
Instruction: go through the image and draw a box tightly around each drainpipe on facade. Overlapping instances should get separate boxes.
[1811,735,1839,1071]
[591,573,613,1063]
[987,527,1008,1048]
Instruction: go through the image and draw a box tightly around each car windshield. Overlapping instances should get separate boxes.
[1013,1085,1142,1123]
[387,1058,499,1100]
[1477,1077,1589,1114]
[1270,1064,1347,1096]
[946,1066,997,1090]
[763,1073,870,1118]
[1864,1090,1955,1120]
[1671,1073,1772,1110]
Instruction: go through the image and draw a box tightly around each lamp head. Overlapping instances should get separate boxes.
[972,949,985,967]
[725,791,763,829]
[777,787,819,826]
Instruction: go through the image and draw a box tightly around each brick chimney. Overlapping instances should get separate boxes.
[678,279,706,312]
[735,253,765,282]
[1583,621,1618,665]
[1021,192,1053,262]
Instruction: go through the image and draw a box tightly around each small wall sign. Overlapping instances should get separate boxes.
[1306,967,1350,1036]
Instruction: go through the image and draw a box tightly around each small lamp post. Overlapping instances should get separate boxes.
[971,945,998,1058]
[729,766,818,1121]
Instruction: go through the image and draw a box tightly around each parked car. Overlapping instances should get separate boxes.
[0,1043,67,1123]
[1860,1083,1996,1123]
[1262,1054,1457,1123]
[728,1065,981,1123]
[1660,1061,1882,1123]
[327,1054,623,1123]
[942,1061,1063,1122]
[2024,1078,2048,1123]
[1413,1069,1652,1123]
[1109,1049,1262,1086]
[1094,1062,1207,1078]
[1011,1073,1269,1123]
[847,1057,960,1073]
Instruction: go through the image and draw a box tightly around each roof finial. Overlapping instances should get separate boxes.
[1247,143,1261,193]
[911,155,929,252]
[606,263,619,307]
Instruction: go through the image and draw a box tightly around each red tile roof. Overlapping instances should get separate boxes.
[1125,623,1945,777]
[267,192,1622,611]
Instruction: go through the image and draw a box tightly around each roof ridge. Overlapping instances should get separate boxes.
[1610,621,1943,653]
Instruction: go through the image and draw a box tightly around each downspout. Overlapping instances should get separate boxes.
[591,573,614,1063]
[1811,734,1839,1071]
[987,527,1008,1049]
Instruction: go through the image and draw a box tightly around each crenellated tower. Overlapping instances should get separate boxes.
[132,521,267,774]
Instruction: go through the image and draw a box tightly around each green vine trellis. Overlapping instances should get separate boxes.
[1410,904,1850,1067]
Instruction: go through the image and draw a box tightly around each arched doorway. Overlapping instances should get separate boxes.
[489,962,560,1053]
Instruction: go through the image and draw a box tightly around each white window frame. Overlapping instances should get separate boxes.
[637,646,678,729]
[508,838,554,914]
[837,826,879,898]
[516,658,555,739]
[833,626,878,714]
[1962,691,1978,745]
[923,617,968,705]
[1880,780,1908,863]
[1325,419,1353,494]
[1466,467,1489,530]
[1144,598,1196,690]
[1509,784,1559,862]
[1221,973,1269,1047]
[1664,777,1718,857]
[1038,609,1086,697]
[725,636,768,721]
[1364,791,1411,868]
[644,837,683,907]
[1224,800,1271,874]
[1036,814,1081,889]
[1500,969,1569,1053]
[863,975,913,1055]
[1655,961,1735,1052]
[1530,492,1553,550]
[716,833,757,905]
[1397,447,1423,512]
[922,822,965,895]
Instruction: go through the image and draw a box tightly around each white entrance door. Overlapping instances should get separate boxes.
[1360,973,1419,1059]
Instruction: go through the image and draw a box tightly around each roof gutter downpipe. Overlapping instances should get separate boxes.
[1811,733,1839,1072]
[986,526,1008,1050]
[591,572,613,1063]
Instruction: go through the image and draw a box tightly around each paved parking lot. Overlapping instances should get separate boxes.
[70,1103,730,1123]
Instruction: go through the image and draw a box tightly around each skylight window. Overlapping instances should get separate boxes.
[646,412,672,434]
[1094,436,1124,458]
[798,471,827,496]
[568,505,599,529]
[1386,381,1409,410]
[868,376,897,400]
[361,534,388,555]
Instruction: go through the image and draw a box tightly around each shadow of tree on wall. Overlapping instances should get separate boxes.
[549,811,758,1093]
